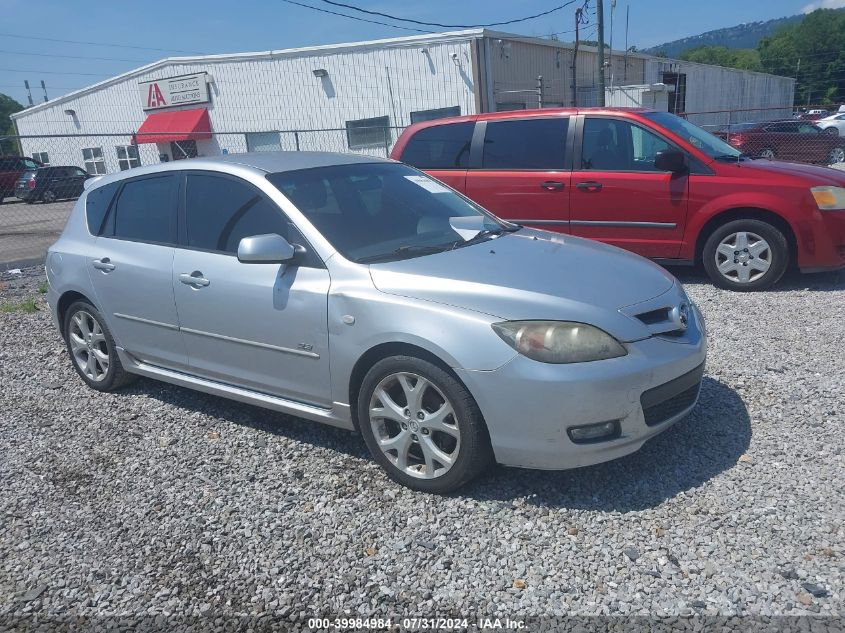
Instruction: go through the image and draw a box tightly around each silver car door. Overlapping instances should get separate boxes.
[88,172,186,370]
[172,172,331,407]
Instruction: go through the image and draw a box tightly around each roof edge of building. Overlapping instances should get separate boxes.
[12,28,487,120]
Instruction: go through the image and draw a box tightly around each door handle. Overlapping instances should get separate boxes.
[540,180,565,191]
[179,271,210,287]
[576,181,603,192]
[92,258,115,272]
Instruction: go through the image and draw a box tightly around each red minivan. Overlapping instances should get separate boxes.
[391,108,845,290]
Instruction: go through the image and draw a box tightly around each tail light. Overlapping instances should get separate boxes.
[27,177,36,190]
[728,134,746,146]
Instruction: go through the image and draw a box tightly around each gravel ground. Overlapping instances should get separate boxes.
[1,265,843,628]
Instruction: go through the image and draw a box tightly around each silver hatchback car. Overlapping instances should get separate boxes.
[46,152,706,492]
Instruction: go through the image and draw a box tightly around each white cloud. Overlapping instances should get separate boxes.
[802,0,845,13]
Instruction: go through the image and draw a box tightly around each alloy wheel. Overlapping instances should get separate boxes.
[714,231,772,284]
[68,310,110,382]
[759,148,775,160]
[42,190,57,203]
[828,147,845,164]
[368,372,460,480]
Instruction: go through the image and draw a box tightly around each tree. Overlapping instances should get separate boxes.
[680,45,762,71]
[0,94,23,156]
[0,94,23,136]
[758,8,845,105]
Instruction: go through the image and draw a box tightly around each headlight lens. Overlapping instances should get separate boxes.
[811,186,845,210]
[492,321,627,364]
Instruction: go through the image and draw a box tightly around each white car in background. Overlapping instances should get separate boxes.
[817,112,845,136]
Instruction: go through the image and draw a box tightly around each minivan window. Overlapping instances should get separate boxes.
[581,118,672,171]
[400,122,473,169]
[267,163,508,264]
[643,111,740,159]
[482,118,568,170]
[185,174,292,254]
[111,175,177,244]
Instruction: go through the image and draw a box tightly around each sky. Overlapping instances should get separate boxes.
[1,0,843,106]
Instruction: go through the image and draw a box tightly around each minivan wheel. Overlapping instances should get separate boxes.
[828,147,845,164]
[63,300,136,391]
[358,356,492,493]
[702,219,789,291]
[41,189,57,203]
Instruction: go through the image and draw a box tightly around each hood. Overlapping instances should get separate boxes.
[369,229,678,342]
[718,158,845,186]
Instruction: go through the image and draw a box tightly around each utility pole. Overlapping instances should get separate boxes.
[623,4,629,84]
[609,0,616,96]
[24,80,34,107]
[571,7,582,106]
[597,0,606,106]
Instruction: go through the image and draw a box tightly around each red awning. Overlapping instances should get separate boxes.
[134,108,211,144]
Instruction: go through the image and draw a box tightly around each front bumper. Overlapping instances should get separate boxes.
[456,305,707,470]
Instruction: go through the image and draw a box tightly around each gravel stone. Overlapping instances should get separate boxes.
[1,265,844,622]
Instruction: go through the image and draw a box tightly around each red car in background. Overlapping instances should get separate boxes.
[714,120,845,165]
[391,107,845,291]
[0,155,42,202]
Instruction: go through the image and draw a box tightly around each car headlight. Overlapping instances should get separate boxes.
[810,186,845,210]
[491,321,627,364]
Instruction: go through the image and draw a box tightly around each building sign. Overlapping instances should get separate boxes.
[139,73,209,110]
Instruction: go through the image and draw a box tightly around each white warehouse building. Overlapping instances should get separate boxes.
[11,29,795,174]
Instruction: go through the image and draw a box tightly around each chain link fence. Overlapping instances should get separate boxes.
[0,126,407,268]
[3,106,845,268]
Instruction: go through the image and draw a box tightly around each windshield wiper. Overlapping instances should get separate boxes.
[452,225,519,250]
[713,153,750,162]
[356,244,451,264]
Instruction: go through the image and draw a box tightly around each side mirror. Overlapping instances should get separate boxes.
[237,233,296,264]
[654,149,689,173]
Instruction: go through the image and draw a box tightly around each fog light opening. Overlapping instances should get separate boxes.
[567,420,621,444]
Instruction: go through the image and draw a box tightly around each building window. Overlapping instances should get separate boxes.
[116,145,141,171]
[32,152,49,165]
[82,147,106,175]
[246,132,282,153]
[410,106,461,124]
[495,102,527,112]
[345,116,391,150]
[170,140,198,160]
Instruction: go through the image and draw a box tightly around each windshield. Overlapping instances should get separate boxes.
[644,111,742,160]
[267,163,510,263]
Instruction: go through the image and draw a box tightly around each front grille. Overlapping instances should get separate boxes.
[642,384,700,426]
[640,363,705,427]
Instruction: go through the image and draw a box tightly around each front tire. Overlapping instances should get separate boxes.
[702,219,789,291]
[759,148,776,160]
[63,300,136,391]
[828,146,845,164]
[357,356,492,493]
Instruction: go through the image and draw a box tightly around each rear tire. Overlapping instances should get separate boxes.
[828,147,845,165]
[824,127,839,136]
[41,189,57,203]
[759,148,776,160]
[702,219,789,291]
[63,300,136,392]
[357,355,492,493]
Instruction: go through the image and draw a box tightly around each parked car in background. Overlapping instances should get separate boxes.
[794,109,829,121]
[816,112,845,136]
[15,165,91,203]
[0,155,42,202]
[45,152,706,492]
[715,120,845,164]
[392,107,845,291]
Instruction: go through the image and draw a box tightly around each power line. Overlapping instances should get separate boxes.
[280,0,433,32]
[0,32,204,54]
[318,0,580,28]
[0,49,151,63]
[0,68,112,76]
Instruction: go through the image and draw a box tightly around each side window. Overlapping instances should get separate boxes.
[400,122,473,169]
[111,175,177,244]
[581,118,671,172]
[86,182,120,235]
[185,174,292,254]
[482,118,569,169]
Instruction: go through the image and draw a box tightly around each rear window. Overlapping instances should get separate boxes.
[482,118,569,170]
[400,122,473,170]
[85,182,120,235]
[110,175,178,244]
